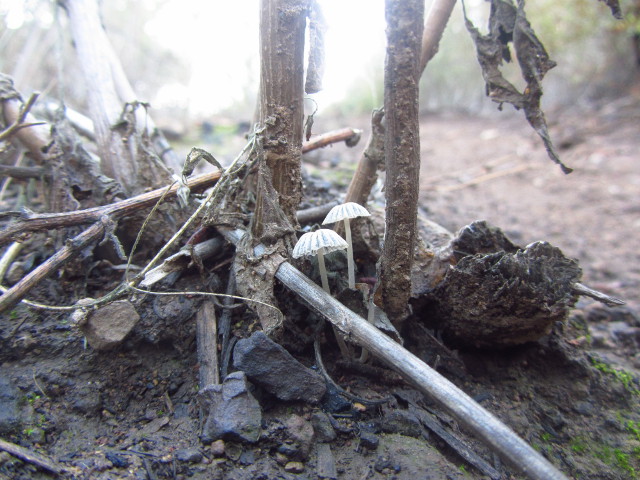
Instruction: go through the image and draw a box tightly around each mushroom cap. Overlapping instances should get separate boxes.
[322,202,371,225]
[292,229,348,258]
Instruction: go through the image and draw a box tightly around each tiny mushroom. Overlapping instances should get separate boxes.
[292,229,348,294]
[322,202,371,289]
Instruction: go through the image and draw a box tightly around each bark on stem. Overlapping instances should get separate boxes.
[380,0,424,325]
[254,0,307,233]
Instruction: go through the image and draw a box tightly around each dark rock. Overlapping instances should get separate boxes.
[359,431,379,451]
[0,377,23,435]
[321,383,351,413]
[71,384,103,415]
[105,451,129,468]
[238,449,255,465]
[574,401,595,416]
[311,412,336,442]
[197,372,262,444]
[175,448,203,463]
[233,331,326,403]
[381,410,424,438]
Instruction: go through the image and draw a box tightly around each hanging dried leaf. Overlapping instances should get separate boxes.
[463,0,573,174]
[599,0,622,19]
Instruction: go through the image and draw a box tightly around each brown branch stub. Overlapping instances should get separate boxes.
[301,127,362,154]
[380,0,425,326]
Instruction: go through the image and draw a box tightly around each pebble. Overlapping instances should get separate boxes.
[175,448,202,463]
[284,461,305,473]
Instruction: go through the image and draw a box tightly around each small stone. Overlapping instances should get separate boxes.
[197,372,262,444]
[359,431,379,451]
[311,412,336,443]
[285,414,315,460]
[284,461,305,473]
[80,300,140,350]
[381,410,423,438]
[275,452,289,466]
[175,448,202,463]
[233,331,326,403]
[210,440,225,457]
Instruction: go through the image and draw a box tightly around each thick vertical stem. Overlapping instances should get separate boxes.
[255,0,308,232]
[380,0,424,325]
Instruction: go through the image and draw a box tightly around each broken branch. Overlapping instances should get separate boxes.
[301,128,362,154]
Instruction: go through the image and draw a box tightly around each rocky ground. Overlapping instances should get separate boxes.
[1,96,639,480]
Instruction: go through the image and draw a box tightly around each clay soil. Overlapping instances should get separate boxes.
[1,96,639,480]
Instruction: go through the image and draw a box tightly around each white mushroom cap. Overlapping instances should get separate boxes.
[292,229,348,258]
[322,202,371,225]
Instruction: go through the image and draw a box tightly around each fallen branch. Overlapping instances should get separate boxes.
[0,220,107,315]
[0,436,66,475]
[0,164,47,180]
[219,227,568,480]
[302,128,362,154]
[0,170,221,248]
[196,301,220,388]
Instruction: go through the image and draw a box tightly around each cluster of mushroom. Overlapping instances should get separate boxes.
[292,202,371,294]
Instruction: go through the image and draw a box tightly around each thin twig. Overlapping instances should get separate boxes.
[0,438,66,475]
[0,92,43,142]
[572,282,625,307]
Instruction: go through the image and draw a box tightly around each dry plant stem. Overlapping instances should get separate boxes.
[0,92,45,142]
[255,0,307,228]
[381,0,424,325]
[344,109,385,206]
[0,438,65,475]
[62,0,139,192]
[302,128,361,153]
[0,242,23,281]
[0,170,221,248]
[572,282,625,307]
[0,219,107,315]
[296,201,338,225]
[419,0,457,73]
[1,96,50,163]
[0,164,46,180]
[221,227,567,480]
[196,301,220,388]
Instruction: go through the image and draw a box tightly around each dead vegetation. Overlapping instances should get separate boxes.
[1,1,637,479]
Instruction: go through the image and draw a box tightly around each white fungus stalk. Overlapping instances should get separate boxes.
[343,218,355,289]
[316,247,330,293]
[322,202,371,290]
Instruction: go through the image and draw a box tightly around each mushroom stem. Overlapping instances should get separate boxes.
[317,247,351,358]
[343,218,355,289]
[316,247,330,294]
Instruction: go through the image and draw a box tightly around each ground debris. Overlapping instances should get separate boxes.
[419,221,581,347]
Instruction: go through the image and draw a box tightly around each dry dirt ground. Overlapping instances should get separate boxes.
[1,97,639,480]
